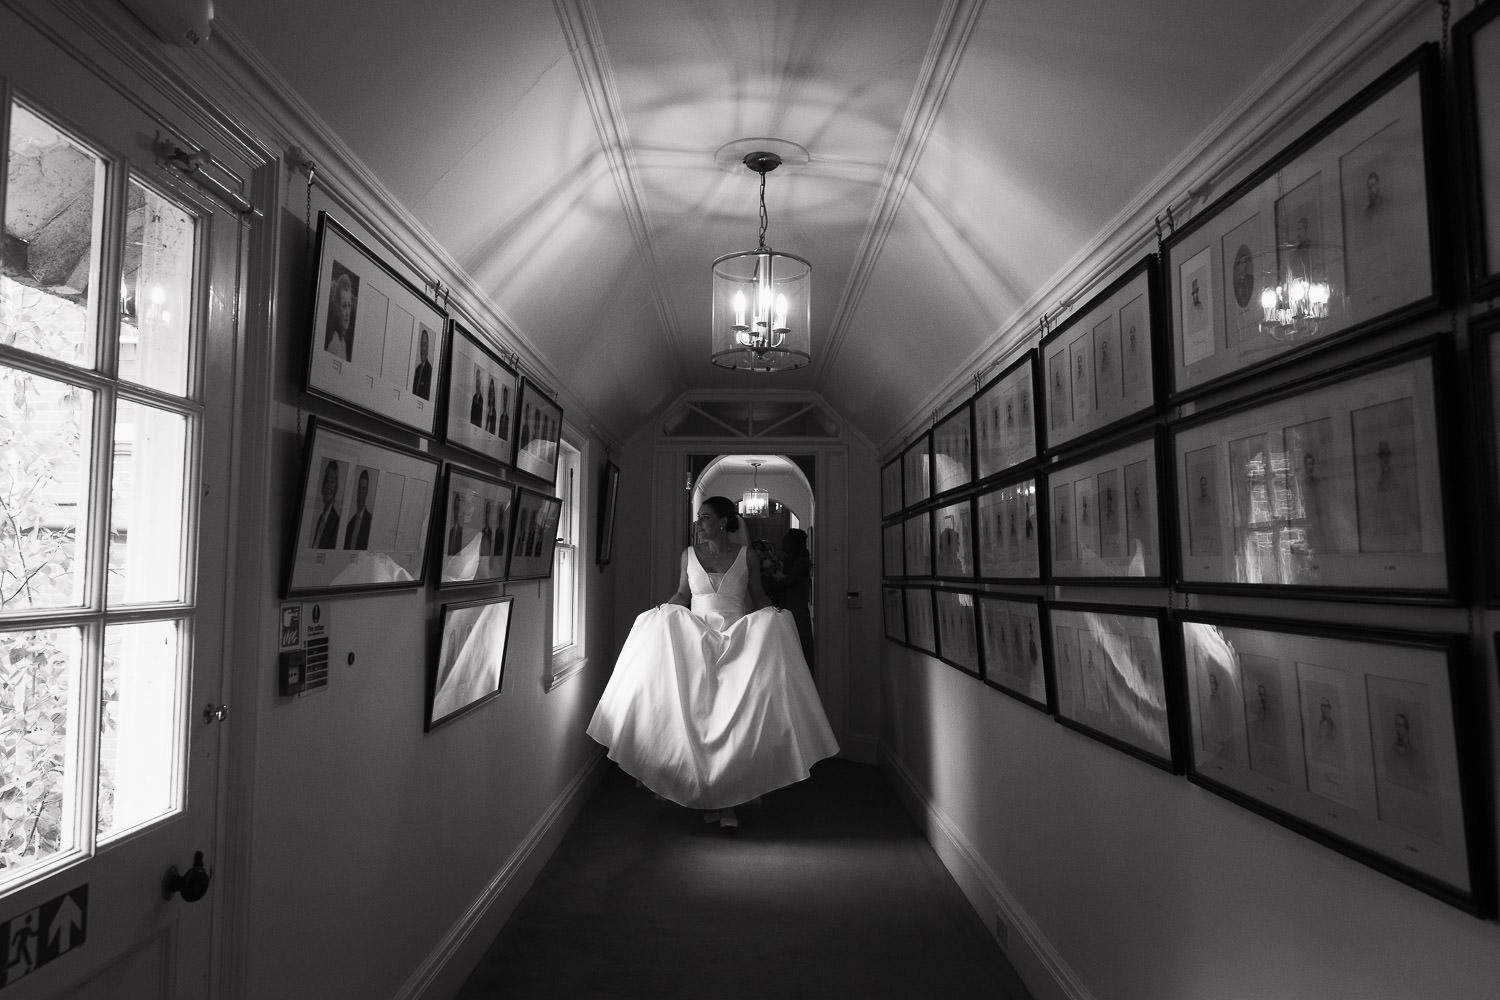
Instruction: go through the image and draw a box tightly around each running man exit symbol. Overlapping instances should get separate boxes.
[1,884,88,989]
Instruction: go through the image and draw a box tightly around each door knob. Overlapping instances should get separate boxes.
[162,850,212,902]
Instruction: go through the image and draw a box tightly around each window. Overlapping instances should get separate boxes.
[549,431,585,684]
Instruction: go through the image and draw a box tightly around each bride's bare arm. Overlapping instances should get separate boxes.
[662,548,692,607]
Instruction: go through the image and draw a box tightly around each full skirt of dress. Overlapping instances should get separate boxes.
[586,604,838,809]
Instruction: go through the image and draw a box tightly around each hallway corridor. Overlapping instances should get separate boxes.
[454,758,1032,999]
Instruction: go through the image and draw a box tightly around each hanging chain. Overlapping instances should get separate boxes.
[304,161,317,260]
[757,169,770,251]
[1440,0,1451,62]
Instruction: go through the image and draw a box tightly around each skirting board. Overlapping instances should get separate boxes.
[880,743,1097,1000]
[395,749,609,1000]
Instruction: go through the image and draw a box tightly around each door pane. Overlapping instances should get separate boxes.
[119,179,194,396]
[0,363,95,612]
[108,401,187,606]
[0,626,82,886]
[98,620,181,842]
[2,102,104,368]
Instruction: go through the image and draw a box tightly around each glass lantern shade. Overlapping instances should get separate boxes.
[741,486,770,518]
[711,248,811,372]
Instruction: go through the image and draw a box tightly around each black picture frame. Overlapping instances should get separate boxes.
[426,594,514,731]
[882,585,907,644]
[1472,312,1500,604]
[597,459,620,567]
[883,522,905,580]
[931,398,975,498]
[902,509,934,581]
[933,496,976,581]
[976,592,1049,711]
[435,463,515,589]
[1040,254,1160,453]
[1048,601,1179,772]
[1045,426,1165,585]
[304,212,447,436]
[1179,611,1494,917]
[975,472,1043,583]
[1162,45,1444,402]
[1456,0,1500,301]
[974,349,1042,482]
[934,587,981,678]
[1169,337,1455,602]
[506,484,563,581]
[881,455,905,519]
[901,432,933,510]
[903,585,937,655]
[443,320,520,469]
[283,417,440,598]
[513,377,564,486]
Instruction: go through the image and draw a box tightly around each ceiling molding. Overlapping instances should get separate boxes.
[554,0,689,390]
[815,0,988,394]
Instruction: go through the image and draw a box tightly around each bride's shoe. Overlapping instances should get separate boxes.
[718,808,739,829]
[702,811,721,824]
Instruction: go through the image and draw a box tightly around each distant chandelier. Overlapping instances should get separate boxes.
[741,461,771,519]
[711,151,811,373]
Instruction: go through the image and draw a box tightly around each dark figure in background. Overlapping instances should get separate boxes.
[768,528,814,672]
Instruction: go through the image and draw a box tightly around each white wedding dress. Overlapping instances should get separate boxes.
[587,546,839,809]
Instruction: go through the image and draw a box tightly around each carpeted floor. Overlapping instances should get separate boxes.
[454,758,1033,999]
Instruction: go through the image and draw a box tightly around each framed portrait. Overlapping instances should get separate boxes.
[975,349,1041,481]
[1049,602,1179,772]
[975,474,1042,583]
[305,212,447,436]
[284,416,440,597]
[901,433,932,509]
[1045,428,1163,584]
[933,497,976,581]
[597,459,620,567]
[1473,314,1500,603]
[931,399,975,497]
[977,593,1048,711]
[1456,0,1500,300]
[902,510,933,581]
[883,522,905,580]
[882,585,907,644]
[427,595,514,730]
[513,377,564,486]
[436,464,515,588]
[1163,45,1442,400]
[881,456,905,519]
[1041,255,1160,452]
[1179,612,1493,916]
[1170,339,1452,600]
[934,588,981,677]
[903,585,937,655]
[505,485,563,581]
[444,320,520,468]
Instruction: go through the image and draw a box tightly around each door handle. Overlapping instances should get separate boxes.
[162,850,212,902]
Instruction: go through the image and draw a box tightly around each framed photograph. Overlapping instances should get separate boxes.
[881,455,905,519]
[1179,612,1493,916]
[903,585,937,655]
[597,460,620,567]
[1041,255,1160,452]
[975,474,1043,583]
[1163,45,1442,400]
[1049,602,1178,772]
[882,585,907,644]
[505,485,563,581]
[1045,428,1164,584]
[902,510,933,581]
[427,595,514,730]
[284,416,440,597]
[1170,339,1452,600]
[883,522,905,579]
[1473,314,1500,603]
[933,497,976,581]
[901,433,932,509]
[975,349,1041,481]
[977,593,1048,711]
[444,320,520,468]
[931,399,975,497]
[513,377,564,485]
[1456,0,1500,300]
[436,464,515,588]
[305,212,447,436]
[934,588,981,677]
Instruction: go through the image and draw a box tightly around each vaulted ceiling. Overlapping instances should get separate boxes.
[214,0,1346,449]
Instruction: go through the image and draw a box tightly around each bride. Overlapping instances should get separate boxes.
[586,496,838,828]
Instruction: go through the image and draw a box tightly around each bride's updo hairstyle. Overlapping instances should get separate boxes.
[701,495,741,534]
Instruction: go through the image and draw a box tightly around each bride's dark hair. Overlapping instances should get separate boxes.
[701,495,741,533]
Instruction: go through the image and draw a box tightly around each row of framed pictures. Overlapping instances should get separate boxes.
[882,584,1493,917]
[307,211,565,487]
[884,336,1454,604]
[284,416,562,598]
